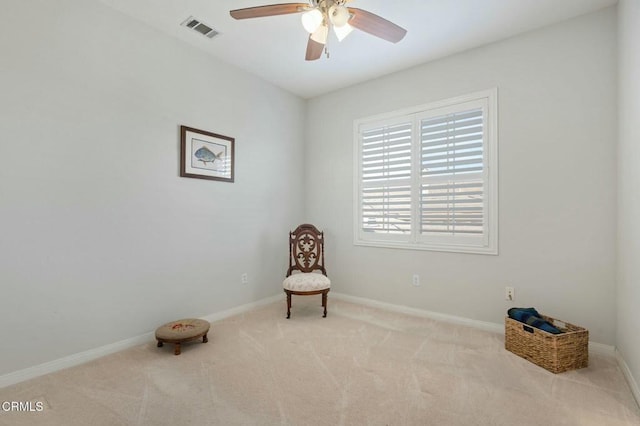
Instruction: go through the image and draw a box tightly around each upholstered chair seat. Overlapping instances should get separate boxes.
[283,272,331,292]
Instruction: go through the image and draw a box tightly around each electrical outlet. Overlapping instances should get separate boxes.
[412,274,420,287]
[505,286,514,301]
[241,273,248,284]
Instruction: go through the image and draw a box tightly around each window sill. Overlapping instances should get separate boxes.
[354,239,498,255]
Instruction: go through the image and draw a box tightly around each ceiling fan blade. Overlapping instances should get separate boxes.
[305,36,324,61]
[230,3,309,20]
[347,7,407,43]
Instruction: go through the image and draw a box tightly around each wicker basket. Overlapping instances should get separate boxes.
[505,314,588,373]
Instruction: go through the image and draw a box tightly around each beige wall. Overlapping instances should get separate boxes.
[0,0,305,375]
[617,0,640,400]
[306,8,618,344]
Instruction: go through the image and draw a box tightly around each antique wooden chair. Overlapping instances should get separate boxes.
[283,224,330,318]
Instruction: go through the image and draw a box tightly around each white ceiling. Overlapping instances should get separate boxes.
[98,0,617,98]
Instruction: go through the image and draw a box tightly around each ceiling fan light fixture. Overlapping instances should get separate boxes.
[333,22,353,42]
[328,4,350,28]
[310,23,328,44]
[301,8,323,33]
[229,1,408,60]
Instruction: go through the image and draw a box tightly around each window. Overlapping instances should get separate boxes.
[354,89,498,254]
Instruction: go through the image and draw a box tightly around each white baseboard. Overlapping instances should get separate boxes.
[331,292,504,334]
[331,292,616,356]
[2,292,624,391]
[200,294,282,324]
[616,348,640,408]
[0,294,283,389]
[0,332,154,389]
[590,341,616,356]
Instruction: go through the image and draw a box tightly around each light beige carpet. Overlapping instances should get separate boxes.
[1,298,639,426]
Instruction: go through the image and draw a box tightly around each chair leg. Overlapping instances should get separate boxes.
[286,291,291,319]
[202,333,208,343]
[322,291,328,318]
[174,343,181,355]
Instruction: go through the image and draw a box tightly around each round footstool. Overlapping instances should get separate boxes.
[155,318,210,355]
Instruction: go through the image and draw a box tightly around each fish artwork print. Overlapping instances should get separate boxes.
[194,146,223,167]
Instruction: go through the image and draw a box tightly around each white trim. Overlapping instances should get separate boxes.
[331,292,503,334]
[0,333,154,390]
[2,293,625,393]
[589,341,616,356]
[354,89,500,124]
[199,294,282,324]
[616,348,640,408]
[331,292,615,355]
[353,239,498,255]
[486,87,499,254]
[0,294,283,389]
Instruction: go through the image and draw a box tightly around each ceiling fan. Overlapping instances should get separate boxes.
[229,1,407,61]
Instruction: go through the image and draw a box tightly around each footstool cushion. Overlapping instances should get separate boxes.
[155,318,210,355]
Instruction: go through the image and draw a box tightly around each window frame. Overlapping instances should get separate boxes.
[353,88,498,255]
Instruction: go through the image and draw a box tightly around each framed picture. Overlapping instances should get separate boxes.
[180,125,235,182]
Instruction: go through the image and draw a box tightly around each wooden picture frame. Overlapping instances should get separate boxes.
[180,125,235,182]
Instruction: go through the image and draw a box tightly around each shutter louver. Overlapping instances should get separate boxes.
[421,181,484,234]
[361,122,412,235]
[420,108,484,236]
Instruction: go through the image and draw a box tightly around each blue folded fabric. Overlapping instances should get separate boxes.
[508,307,541,320]
[508,307,563,334]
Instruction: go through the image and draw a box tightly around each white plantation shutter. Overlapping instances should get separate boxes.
[419,107,486,243]
[360,120,413,237]
[355,89,497,254]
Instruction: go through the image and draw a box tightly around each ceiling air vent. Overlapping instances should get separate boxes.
[181,16,219,39]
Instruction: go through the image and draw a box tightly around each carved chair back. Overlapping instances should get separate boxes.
[286,224,326,277]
